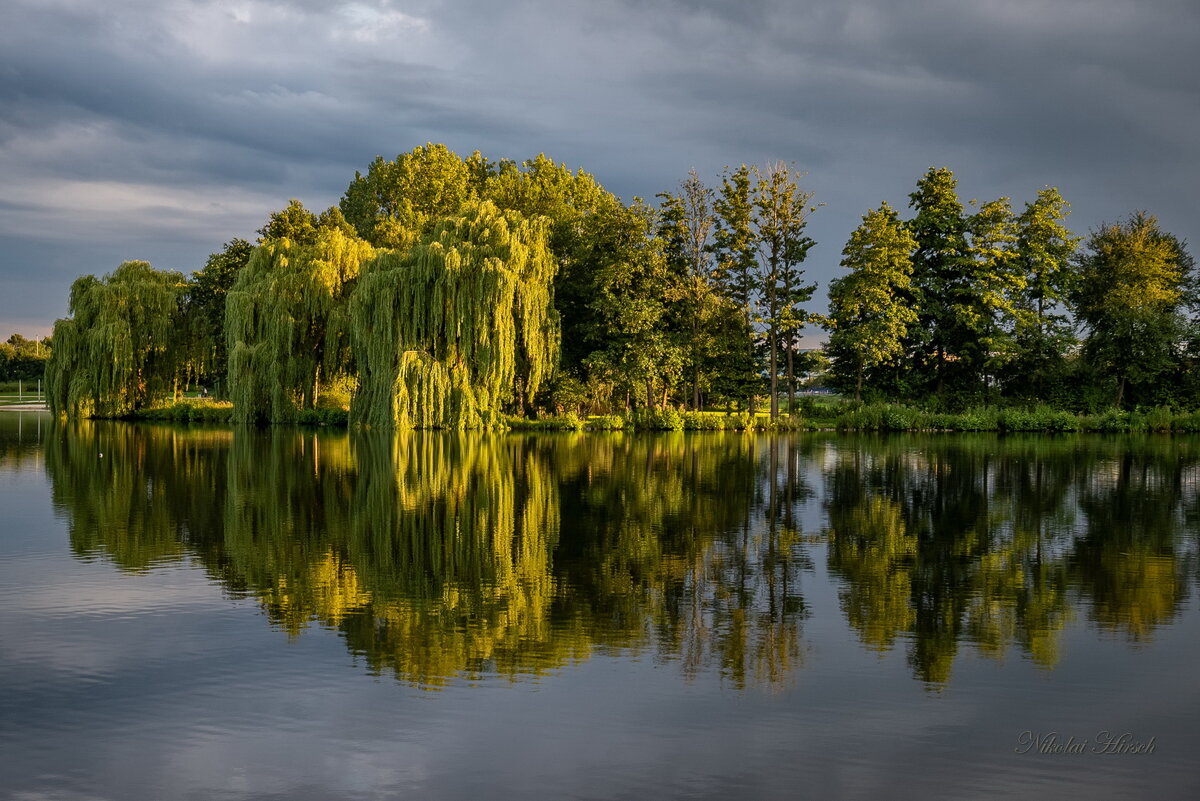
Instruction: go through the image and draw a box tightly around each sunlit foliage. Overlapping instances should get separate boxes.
[225,229,375,423]
[349,201,559,428]
[47,261,184,417]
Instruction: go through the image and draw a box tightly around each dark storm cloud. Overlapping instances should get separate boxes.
[1,0,1196,333]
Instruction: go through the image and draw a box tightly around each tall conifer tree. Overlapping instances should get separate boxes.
[1008,188,1079,400]
[825,204,918,401]
[753,163,817,417]
[906,167,971,399]
[712,165,762,412]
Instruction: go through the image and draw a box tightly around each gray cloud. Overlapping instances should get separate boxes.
[1,0,1196,333]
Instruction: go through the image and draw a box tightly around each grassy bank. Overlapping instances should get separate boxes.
[832,403,1200,433]
[130,404,810,430]
[128,399,237,423]
[67,398,1200,434]
[128,399,350,426]
[508,409,816,432]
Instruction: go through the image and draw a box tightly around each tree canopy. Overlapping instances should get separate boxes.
[1073,212,1193,408]
[47,261,184,417]
[349,201,559,429]
[226,228,376,423]
[825,203,918,401]
[42,151,1200,422]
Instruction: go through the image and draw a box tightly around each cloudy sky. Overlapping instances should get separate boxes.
[2,0,1197,336]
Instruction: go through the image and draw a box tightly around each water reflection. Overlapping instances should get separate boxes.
[43,423,811,688]
[0,411,46,473]
[823,435,1200,684]
[37,419,1200,688]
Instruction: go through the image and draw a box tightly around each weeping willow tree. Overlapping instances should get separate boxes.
[350,201,559,429]
[226,229,375,423]
[46,261,184,417]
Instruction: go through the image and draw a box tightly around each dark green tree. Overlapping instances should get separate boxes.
[825,203,919,401]
[183,238,253,397]
[753,162,817,417]
[1073,212,1192,408]
[0,334,50,382]
[1006,188,1080,401]
[657,170,725,409]
[906,167,973,400]
[711,165,762,412]
[586,200,685,410]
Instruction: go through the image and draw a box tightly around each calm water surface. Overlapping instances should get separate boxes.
[1,412,1198,800]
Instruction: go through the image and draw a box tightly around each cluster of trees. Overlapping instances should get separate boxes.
[48,144,822,424]
[825,168,1196,409]
[45,146,1195,424]
[0,333,50,383]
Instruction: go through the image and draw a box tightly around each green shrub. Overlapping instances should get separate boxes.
[1172,410,1200,432]
[507,415,584,431]
[953,407,999,431]
[629,408,684,431]
[294,407,348,426]
[1144,406,1174,433]
[1084,409,1126,432]
[131,398,234,424]
[319,408,348,426]
[884,405,922,430]
[587,414,626,431]
[728,411,752,430]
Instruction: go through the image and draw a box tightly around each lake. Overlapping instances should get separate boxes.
[1,412,1198,799]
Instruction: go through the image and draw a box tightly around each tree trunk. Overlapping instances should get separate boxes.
[768,270,779,420]
[786,343,795,417]
[935,344,945,398]
[692,311,701,410]
[746,311,756,417]
[769,323,779,419]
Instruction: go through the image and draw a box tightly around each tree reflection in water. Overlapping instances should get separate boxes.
[823,434,1200,685]
[40,419,1200,689]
